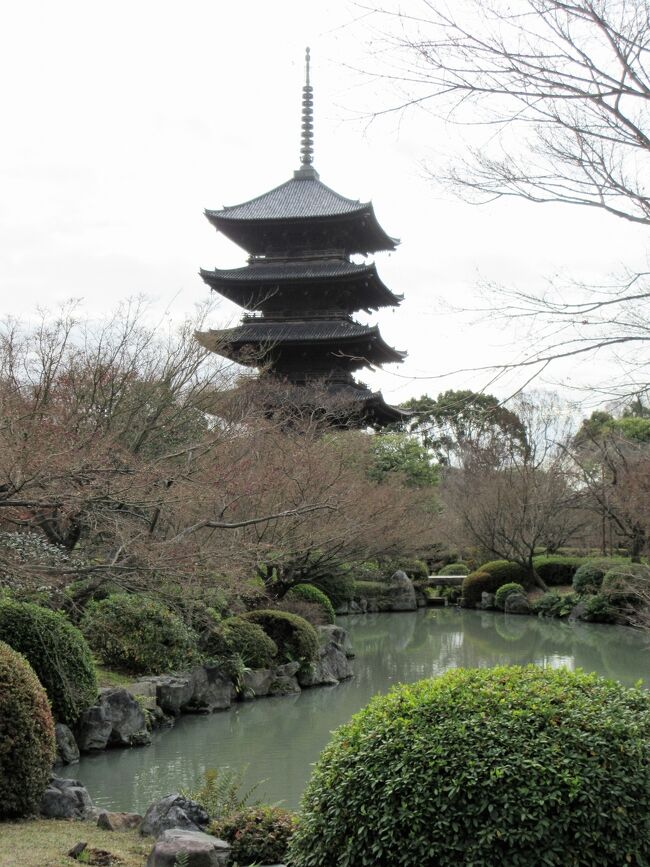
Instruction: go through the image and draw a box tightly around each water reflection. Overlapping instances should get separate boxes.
[75,609,649,812]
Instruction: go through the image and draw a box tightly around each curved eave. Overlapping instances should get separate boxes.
[204,207,398,255]
[195,325,406,367]
[199,264,403,311]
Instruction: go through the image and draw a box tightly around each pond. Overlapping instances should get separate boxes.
[75,608,650,813]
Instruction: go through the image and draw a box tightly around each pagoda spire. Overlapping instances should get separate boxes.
[295,47,319,179]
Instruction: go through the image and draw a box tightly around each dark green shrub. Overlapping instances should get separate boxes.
[581,593,617,623]
[311,571,354,609]
[461,561,527,606]
[532,555,584,586]
[223,617,277,669]
[0,600,97,725]
[479,560,529,583]
[286,584,335,624]
[240,610,318,668]
[532,590,580,618]
[289,666,650,867]
[381,558,429,580]
[210,805,297,864]
[602,563,650,606]
[81,594,200,675]
[495,582,525,610]
[438,562,470,576]
[0,641,55,818]
[573,561,608,594]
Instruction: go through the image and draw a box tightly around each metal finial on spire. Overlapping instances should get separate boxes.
[300,46,314,167]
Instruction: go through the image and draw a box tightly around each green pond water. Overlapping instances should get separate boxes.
[75,608,650,813]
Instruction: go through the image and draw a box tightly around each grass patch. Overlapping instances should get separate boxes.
[0,819,151,867]
[94,664,135,690]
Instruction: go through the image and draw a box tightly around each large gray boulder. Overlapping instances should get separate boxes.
[140,794,209,837]
[298,626,354,688]
[148,675,195,716]
[78,688,151,751]
[318,624,355,658]
[186,665,233,713]
[97,810,142,831]
[242,667,275,698]
[40,775,93,819]
[54,723,80,765]
[383,570,417,611]
[505,593,532,615]
[146,829,230,867]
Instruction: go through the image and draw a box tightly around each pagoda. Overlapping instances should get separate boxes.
[196,48,406,427]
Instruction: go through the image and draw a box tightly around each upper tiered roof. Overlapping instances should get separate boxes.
[199,259,402,312]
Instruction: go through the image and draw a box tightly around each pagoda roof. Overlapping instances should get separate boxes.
[199,260,403,311]
[196,318,406,367]
[205,175,397,255]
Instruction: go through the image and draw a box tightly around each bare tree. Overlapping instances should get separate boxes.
[363,0,650,395]
[440,393,583,587]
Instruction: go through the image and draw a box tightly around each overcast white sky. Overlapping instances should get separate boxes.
[2,0,648,407]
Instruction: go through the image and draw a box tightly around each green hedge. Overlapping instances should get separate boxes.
[82,594,200,675]
[240,610,319,669]
[438,562,470,576]
[532,555,584,586]
[353,580,388,598]
[462,561,527,606]
[0,641,55,818]
[201,617,278,670]
[0,600,97,725]
[495,582,525,610]
[289,667,650,866]
[287,584,335,624]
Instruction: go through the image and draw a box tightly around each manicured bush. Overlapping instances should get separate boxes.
[240,610,318,668]
[0,640,55,818]
[0,599,97,725]
[81,594,200,675]
[289,666,650,867]
[223,617,277,669]
[438,562,470,576]
[602,563,650,606]
[393,558,429,580]
[532,590,580,619]
[532,554,584,586]
[461,560,527,606]
[211,805,297,864]
[573,561,608,594]
[286,584,335,624]
[311,571,354,609]
[495,582,525,610]
[479,559,529,584]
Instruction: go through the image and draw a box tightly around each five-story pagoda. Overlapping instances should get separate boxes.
[197,48,406,427]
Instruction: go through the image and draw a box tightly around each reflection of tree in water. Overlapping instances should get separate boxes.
[75,609,649,813]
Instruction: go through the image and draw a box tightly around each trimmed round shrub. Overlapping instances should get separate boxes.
[573,561,608,595]
[81,594,200,675]
[495,582,525,610]
[532,555,584,586]
[461,560,527,606]
[0,640,55,818]
[224,617,277,669]
[289,666,650,867]
[353,580,387,598]
[240,609,318,668]
[602,563,650,606]
[286,584,335,624]
[310,571,354,609]
[0,599,97,725]
[210,805,297,864]
[438,562,470,576]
